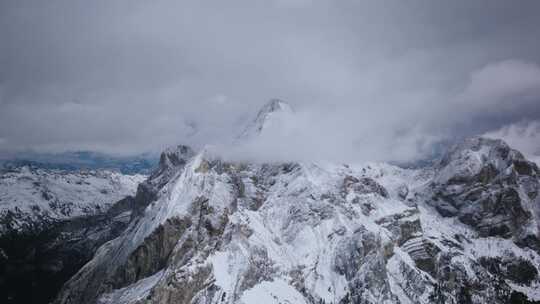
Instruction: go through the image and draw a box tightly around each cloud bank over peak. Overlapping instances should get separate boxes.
[1,1,540,162]
[459,60,540,108]
[484,120,540,165]
[238,99,295,140]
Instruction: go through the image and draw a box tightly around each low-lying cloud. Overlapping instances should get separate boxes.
[484,120,540,165]
[219,59,540,163]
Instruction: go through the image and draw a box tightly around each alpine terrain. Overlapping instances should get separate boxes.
[44,100,540,304]
[0,166,145,303]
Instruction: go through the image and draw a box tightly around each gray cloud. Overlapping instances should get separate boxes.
[1,0,540,161]
[484,120,540,165]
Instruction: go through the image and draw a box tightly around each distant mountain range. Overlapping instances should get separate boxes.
[0,151,159,174]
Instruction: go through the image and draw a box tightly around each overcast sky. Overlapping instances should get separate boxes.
[1,0,540,162]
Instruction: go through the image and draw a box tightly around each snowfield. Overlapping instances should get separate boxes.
[0,166,145,234]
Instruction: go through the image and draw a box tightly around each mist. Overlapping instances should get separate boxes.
[2,0,540,162]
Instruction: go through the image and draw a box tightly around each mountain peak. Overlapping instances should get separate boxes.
[258,98,293,115]
[51,135,540,304]
[435,136,537,184]
[238,98,294,140]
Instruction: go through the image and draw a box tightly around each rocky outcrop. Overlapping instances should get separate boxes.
[480,256,538,285]
[342,176,389,198]
[110,217,192,289]
[429,137,540,243]
[149,145,195,190]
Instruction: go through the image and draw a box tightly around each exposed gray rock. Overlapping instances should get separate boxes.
[0,195,138,304]
[430,137,539,242]
[342,176,389,198]
[50,138,540,304]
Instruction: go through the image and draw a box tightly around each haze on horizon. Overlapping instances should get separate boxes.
[1,0,540,163]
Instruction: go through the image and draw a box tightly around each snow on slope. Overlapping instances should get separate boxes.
[53,101,540,304]
[54,140,540,304]
[0,166,145,234]
[238,98,295,140]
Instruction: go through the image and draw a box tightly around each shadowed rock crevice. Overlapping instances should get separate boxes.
[110,217,191,290]
[0,195,136,304]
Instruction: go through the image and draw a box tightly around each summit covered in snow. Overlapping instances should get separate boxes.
[48,100,540,304]
[238,99,295,141]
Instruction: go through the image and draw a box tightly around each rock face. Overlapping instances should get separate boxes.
[52,137,540,304]
[428,137,540,241]
[0,167,144,304]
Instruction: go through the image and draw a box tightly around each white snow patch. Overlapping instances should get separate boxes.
[240,278,308,304]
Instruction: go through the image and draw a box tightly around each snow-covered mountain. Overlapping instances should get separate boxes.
[0,151,158,174]
[0,166,145,235]
[50,100,540,304]
[0,166,146,304]
[238,98,294,140]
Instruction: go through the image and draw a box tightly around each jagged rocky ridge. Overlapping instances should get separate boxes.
[52,120,540,303]
[0,167,145,303]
